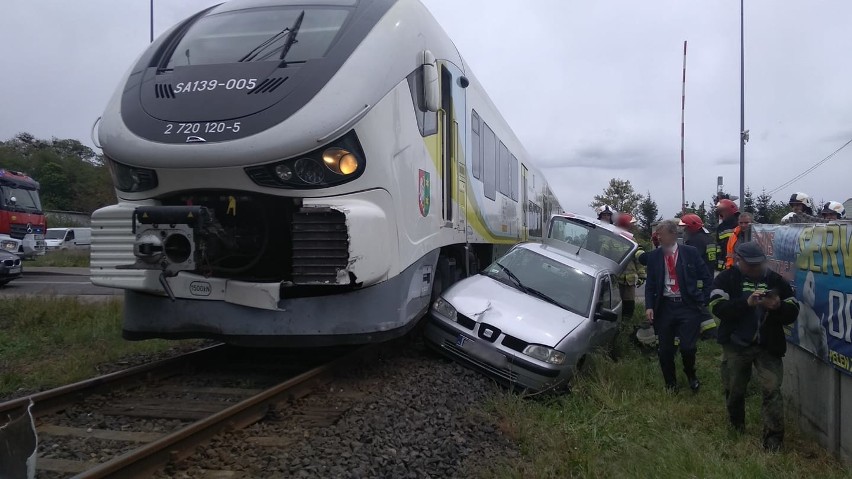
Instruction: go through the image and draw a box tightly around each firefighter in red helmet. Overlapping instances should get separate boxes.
[678,213,718,339]
[714,199,739,271]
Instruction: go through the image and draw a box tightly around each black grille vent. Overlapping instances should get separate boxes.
[9,224,29,240]
[244,166,278,187]
[291,208,349,284]
[154,83,176,99]
[248,77,288,94]
[456,313,476,330]
[501,335,528,352]
[2,257,21,267]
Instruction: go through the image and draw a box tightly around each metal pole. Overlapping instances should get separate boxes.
[149,0,154,43]
[681,41,687,216]
[739,0,745,204]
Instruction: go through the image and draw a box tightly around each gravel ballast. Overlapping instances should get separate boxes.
[159,343,519,478]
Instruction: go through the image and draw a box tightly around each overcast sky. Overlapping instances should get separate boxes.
[1,0,851,216]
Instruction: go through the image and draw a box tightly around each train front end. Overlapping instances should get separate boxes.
[92,0,438,346]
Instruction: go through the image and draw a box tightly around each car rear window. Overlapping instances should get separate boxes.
[547,216,633,265]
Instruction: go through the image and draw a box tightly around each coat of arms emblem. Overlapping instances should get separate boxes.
[418,169,431,217]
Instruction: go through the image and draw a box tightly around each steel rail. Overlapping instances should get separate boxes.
[73,344,377,479]
[0,343,225,417]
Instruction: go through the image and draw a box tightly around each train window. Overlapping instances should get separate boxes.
[510,154,518,201]
[407,71,438,136]
[471,111,481,180]
[165,7,351,69]
[498,141,510,197]
[483,122,497,200]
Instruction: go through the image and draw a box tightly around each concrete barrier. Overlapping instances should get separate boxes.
[783,345,851,462]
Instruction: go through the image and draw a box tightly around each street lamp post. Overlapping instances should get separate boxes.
[738,0,746,205]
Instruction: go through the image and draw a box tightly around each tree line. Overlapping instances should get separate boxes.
[0,133,115,213]
[590,178,799,244]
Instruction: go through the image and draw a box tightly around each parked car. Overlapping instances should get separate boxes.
[44,227,91,251]
[425,213,638,392]
[0,248,23,286]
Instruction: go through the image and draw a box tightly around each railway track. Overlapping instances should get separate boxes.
[0,343,381,478]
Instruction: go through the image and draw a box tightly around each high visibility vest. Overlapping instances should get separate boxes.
[725,226,742,269]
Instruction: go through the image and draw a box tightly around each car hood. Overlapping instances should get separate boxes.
[442,275,587,348]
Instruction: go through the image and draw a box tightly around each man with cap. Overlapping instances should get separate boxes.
[709,241,800,452]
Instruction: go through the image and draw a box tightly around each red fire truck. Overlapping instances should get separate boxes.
[0,169,46,258]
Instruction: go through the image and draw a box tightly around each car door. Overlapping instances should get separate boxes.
[590,275,619,348]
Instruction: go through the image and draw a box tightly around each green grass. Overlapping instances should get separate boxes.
[479,308,851,479]
[28,249,90,267]
[0,297,195,397]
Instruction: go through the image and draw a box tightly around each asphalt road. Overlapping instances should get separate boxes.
[0,267,122,299]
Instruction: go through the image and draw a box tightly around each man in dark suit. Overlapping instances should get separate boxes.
[645,219,711,392]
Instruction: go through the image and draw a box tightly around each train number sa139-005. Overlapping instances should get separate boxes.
[174,78,257,93]
[164,121,242,135]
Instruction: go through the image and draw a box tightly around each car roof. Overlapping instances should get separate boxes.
[515,242,613,277]
[548,212,636,241]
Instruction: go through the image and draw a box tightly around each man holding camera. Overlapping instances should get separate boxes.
[709,241,800,452]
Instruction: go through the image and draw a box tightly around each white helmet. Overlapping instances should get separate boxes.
[821,201,846,219]
[789,192,814,214]
[780,212,796,224]
[595,205,615,218]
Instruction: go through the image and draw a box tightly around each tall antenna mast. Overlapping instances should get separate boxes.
[681,40,687,216]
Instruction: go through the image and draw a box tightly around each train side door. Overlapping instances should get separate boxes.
[439,63,467,233]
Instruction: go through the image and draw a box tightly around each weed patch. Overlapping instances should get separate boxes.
[479,308,850,478]
[0,296,195,398]
[28,249,90,267]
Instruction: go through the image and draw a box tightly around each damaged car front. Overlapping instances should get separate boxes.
[425,242,626,392]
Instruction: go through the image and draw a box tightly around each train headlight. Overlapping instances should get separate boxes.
[274,164,293,181]
[244,130,366,189]
[322,148,359,175]
[108,158,158,193]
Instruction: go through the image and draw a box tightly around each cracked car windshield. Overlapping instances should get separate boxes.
[548,217,633,265]
[166,7,350,68]
[486,247,596,316]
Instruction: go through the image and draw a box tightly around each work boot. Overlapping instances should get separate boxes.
[688,376,701,393]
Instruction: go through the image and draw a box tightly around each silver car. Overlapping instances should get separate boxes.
[424,214,638,392]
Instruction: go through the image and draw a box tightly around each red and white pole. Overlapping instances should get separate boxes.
[680,40,687,216]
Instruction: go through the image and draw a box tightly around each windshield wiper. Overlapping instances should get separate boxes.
[524,286,565,309]
[238,26,294,62]
[277,10,304,67]
[494,262,527,293]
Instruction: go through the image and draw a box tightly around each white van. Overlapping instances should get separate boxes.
[45,227,91,251]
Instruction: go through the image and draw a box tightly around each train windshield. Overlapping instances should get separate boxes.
[0,185,43,213]
[166,7,351,68]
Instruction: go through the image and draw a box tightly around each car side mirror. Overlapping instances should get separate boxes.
[594,307,619,322]
[421,50,439,112]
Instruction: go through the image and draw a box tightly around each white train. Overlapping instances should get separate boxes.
[91,0,563,346]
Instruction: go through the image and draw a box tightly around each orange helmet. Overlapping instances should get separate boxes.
[678,213,704,233]
[715,198,739,215]
[615,213,636,228]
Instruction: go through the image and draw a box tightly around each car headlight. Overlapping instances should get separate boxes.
[108,158,158,193]
[0,240,18,252]
[523,345,567,365]
[432,297,457,322]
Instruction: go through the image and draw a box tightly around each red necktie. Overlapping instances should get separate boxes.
[665,250,680,294]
